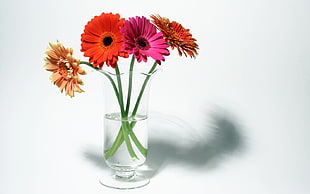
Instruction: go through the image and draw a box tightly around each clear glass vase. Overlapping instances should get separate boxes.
[99,66,157,189]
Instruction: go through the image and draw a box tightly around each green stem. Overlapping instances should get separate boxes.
[80,61,98,69]
[131,61,158,117]
[114,64,139,158]
[121,121,138,159]
[125,55,135,115]
[80,61,121,110]
[128,121,147,157]
[115,64,126,118]
[104,129,123,158]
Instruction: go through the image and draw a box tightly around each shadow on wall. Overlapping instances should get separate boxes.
[82,106,246,178]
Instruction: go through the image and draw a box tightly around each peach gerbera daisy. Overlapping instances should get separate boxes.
[44,41,86,97]
[150,14,199,58]
[81,12,129,69]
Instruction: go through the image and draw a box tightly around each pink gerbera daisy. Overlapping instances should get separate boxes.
[120,16,170,63]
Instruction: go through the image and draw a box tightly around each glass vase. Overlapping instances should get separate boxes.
[99,66,157,189]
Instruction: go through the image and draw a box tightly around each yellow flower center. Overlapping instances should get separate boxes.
[58,58,73,79]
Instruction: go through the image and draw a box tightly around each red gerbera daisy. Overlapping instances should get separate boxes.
[120,16,170,63]
[151,14,199,58]
[81,12,129,69]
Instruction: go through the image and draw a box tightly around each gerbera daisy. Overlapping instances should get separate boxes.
[150,14,199,58]
[81,12,129,69]
[44,41,86,97]
[120,16,170,63]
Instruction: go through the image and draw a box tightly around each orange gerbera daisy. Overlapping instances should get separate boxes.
[44,41,86,97]
[81,12,129,69]
[150,14,199,58]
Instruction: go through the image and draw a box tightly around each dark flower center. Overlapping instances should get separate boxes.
[138,39,147,47]
[136,37,150,50]
[103,36,113,46]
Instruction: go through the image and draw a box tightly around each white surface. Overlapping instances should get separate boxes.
[1,0,310,193]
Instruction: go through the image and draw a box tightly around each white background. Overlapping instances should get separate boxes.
[1,0,310,193]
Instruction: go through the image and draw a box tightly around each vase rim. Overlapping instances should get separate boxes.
[98,68,161,77]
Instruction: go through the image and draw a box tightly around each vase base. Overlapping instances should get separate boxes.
[99,173,150,189]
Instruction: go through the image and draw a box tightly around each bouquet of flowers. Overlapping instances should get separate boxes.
[44,13,198,160]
